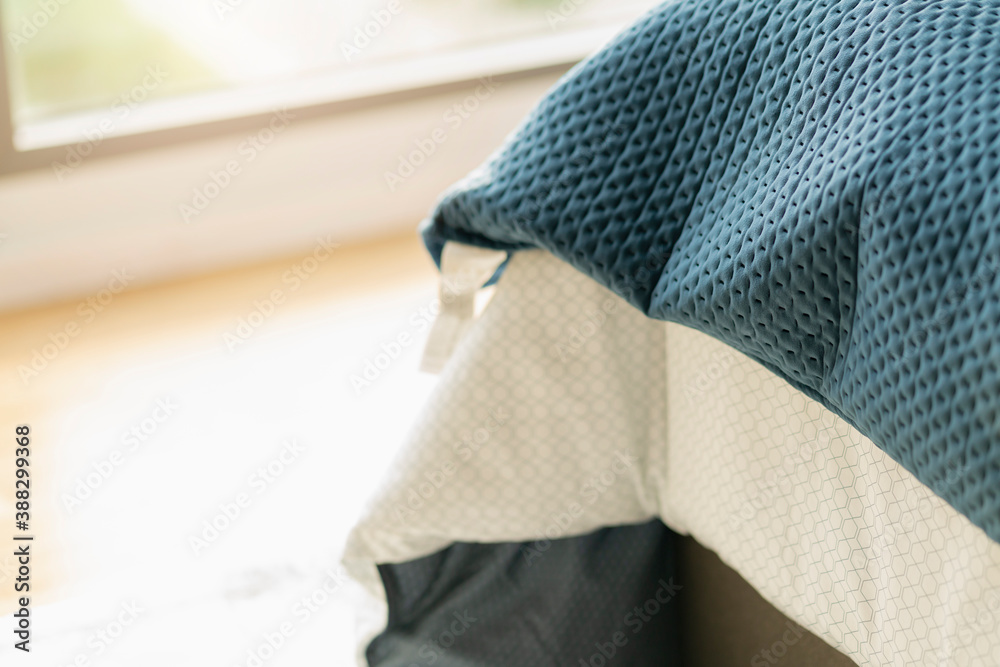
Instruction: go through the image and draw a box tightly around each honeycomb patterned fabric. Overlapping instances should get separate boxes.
[421,0,1000,543]
[345,250,1000,667]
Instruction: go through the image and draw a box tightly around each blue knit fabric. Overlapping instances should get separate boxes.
[421,0,1000,542]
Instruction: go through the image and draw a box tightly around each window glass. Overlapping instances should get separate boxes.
[2,0,658,127]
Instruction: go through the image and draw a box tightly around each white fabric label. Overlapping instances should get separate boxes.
[419,242,507,374]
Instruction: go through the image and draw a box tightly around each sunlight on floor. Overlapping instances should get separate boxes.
[0,233,440,665]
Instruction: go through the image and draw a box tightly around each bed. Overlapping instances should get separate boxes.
[345,0,1000,662]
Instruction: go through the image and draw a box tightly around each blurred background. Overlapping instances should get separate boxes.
[0,1,656,664]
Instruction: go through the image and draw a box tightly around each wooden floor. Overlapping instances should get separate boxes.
[0,232,441,665]
[0,232,861,666]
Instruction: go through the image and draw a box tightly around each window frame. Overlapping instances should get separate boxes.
[0,6,646,312]
[0,8,630,176]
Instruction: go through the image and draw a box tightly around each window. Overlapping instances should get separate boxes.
[0,3,665,662]
[2,0,657,152]
[0,0,659,331]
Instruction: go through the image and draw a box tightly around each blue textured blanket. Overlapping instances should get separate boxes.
[422,0,1000,542]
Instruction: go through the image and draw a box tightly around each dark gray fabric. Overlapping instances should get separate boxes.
[368,521,682,666]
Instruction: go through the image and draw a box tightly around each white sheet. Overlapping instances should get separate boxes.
[345,248,1000,666]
